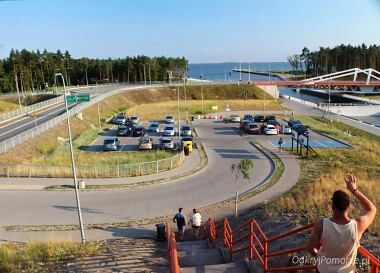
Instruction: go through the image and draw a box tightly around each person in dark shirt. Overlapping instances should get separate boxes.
[173,208,187,241]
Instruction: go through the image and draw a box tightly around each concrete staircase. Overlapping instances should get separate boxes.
[176,240,248,273]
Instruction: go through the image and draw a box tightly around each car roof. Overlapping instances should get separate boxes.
[266,125,276,128]
[161,136,172,140]
[182,137,192,141]
[182,125,190,128]
[105,137,117,141]
[165,125,174,128]
[135,126,144,129]
[131,115,138,118]
[150,122,159,125]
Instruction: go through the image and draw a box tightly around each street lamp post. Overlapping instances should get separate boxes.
[96,79,109,132]
[55,73,86,244]
[177,83,180,146]
[200,70,203,113]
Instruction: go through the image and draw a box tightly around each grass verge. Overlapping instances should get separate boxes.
[0,239,108,273]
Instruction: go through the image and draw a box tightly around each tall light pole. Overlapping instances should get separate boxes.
[148,64,151,85]
[55,73,86,244]
[96,79,109,132]
[85,68,89,86]
[177,83,180,146]
[143,64,146,85]
[200,69,204,113]
[184,66,187,121]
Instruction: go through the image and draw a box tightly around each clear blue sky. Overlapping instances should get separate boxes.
[1,0,379,63]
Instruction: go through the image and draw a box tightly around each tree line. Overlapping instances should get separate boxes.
[0,49,188,94]
[287,43,380,77]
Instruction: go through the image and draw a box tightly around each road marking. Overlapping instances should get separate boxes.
[0,105,68,138]
[313,141,328,147]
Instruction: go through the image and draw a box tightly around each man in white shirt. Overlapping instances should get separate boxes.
[189,208,202,240]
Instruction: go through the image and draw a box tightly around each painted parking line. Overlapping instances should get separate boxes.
[312,141,328,147]
[119,145,126,152]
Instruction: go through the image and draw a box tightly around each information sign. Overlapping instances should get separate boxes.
[66,95,90,102]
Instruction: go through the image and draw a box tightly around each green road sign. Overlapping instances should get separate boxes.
[66,95,90,102]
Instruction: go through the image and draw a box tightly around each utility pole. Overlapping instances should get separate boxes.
[200,69,204,113]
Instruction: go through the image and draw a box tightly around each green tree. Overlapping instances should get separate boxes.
[231,157,254,218]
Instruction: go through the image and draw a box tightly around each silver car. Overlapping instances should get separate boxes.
[138,136,153,150]
[159,137,174,149]
[130,115,139,124]
[163,125,175,136]
[180,125,191,136]
[165,115,174,124]
[230,115,241,123]
[149,122,160,132]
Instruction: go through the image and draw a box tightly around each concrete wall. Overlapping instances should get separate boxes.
[259,85,280,99]
[328,106,380,116]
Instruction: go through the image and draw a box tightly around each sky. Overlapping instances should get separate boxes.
[0,0,379,63]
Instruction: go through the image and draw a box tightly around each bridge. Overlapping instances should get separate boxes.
[234,68,380,94]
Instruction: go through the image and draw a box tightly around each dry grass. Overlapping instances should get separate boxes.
[270,116,380,235]
[0,239,107,272]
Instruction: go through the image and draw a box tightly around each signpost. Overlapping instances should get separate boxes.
[66,95,90,102]
[31,111,37,127]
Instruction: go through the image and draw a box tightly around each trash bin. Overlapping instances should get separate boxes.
[191,116,194,121]
[184,145,190,156]
[156,223,166,241]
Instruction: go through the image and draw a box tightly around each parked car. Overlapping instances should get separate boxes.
[117,125,129,136]
[180,125,192,136]
[138,136,153,150]
[116,115,126,125]
[293,124,309,135]
[132,126,145,137]
[254,115,265,122]
[159,137,174,149]
[282,124,292,134]
[130,115,139,124]
[245,123,260,134]
[230,115,241,123]
[288,119,302,128]
[103,137,120,151]
[149,122,160,132]
[267,120,280,132]
[124,121,135,131]
[239,120,250,130]
[263,125,278,135]
[181,137,193,153]
[265,115,276,122]
[163,125,175,136]
[165,115,175,124]
[243,114,254,122]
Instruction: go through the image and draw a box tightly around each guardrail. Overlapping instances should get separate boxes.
[0,84,170,153]
[167,220,180,273]
[204,217,380,273]
[319,102,380,108]
[0,95,64,123]
[0,150,184,178]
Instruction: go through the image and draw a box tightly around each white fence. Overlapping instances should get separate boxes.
[0,84,169,153]
[0,150,184,178]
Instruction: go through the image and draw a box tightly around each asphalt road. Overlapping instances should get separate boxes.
[0,119,274,226]
[0,84,143,143]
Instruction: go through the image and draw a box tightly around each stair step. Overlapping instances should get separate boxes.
[178,248,225,267]
[176,240,208,251]
[180,260,248,273]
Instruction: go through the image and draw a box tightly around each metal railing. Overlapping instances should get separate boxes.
[319,102,380,108]
[203,217,380,273]
[0,95,64,123]
[0,150,184,178]
[0,84,170,153]
[167,220,180,273]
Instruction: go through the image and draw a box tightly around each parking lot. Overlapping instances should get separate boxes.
[85,121,184,152]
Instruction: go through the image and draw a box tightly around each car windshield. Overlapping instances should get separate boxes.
[165,126,174,130]
[104,140,115,144]
[135,127,143,131]
[150,124,158,127]
[166,116,173,119]
[250,125,258,128]
[162,139,171,143]
[131,116,138,120]
[140,139,150,144]
[117,116,125,119]
[118,126,127,130]
[182,137,192,141]
[182,126,190,130]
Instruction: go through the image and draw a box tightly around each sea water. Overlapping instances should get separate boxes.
[187,62,380,127]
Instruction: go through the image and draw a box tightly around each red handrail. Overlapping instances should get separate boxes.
[166,221,180,273]
[203,217,380,273]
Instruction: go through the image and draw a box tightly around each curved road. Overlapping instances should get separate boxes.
[0,119,273,226]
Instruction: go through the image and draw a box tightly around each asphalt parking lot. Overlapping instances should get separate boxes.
[85,121,183,152]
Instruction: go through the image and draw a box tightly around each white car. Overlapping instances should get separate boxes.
[130,115,139,124]
[230,115,241,123]
[264,125,278,135]
[180,125,192,136]
[149,122,160,132]
[163,125,175,136]
[165,115,174,124]
[283,124,292,134]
